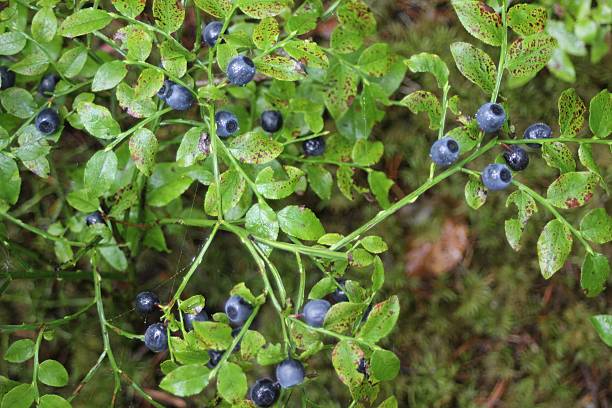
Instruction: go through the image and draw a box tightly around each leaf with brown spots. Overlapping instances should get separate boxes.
[450,42,496,94]
[451,0,503,46]
[337,0,376,36]
[252,17,279,50]
[398,91,441,130]
[129,128,158,176]
[255,55,306,81]
[228,130,283,165]
[324,63,359,119]
[284,40,329,69]
[323,302,365,334]
[504,190,537,251]
[507,4,547,36]
[331,341,364,389]
[237,0,291,19]
[537,219,572,279]
[356,295,399,343]
[153,0,185,34]
[506,33,556,78]
[546,171,599,209]
[112,0,145,18]
[193,0,232,18]
[558,88,586,138]
[542,141,576,173]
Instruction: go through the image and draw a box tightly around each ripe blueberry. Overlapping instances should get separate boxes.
[85,211,104,226]
[357,358,367,375]
[215,110,239,138]
[261,110,283,133]
[250,378,280,407]
[430,136,460,166]
[303,299,331,328]
[523,122,552,148]
[202,21,223,47]
[502,146,529,171]
[35,108,60,135]
[0,67,15,90]
[144,323,168,352]
[481,163,512,191]
[476,102,506,133]
[331,279,348,303]
[38,74,58,96]
[134,291,160,315]
[227,55,256,86]
[162,81,194,111]
[224,295,252,327]
[184,309,209,331]
[276,358,305,388]
[303,137,325,156]
[207,350,223,368]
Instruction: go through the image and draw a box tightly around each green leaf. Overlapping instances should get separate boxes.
[255,166,304,200]
[324,63,359,119]
[450,42,496,94]
[38,360,68,387]
[546,20,586,57]
[357,296,399,343]
[284,40,329,69]
[336,166,354,201]
[38,394,71,408]
[304,164,332,201]
[256,343,285,365]
[118,25,153,62]
[464,175,487,209]
[176,128,207,167]
[58,46,87,79]
[160,41,188,78]
[147,164,193,207]
[351,140,383,166]
[590,315,612,347]
[217,363,247,403]
[324,302,365,334]
[405,52,449,88]
[506,33,556,78]
[4,339,35,363]
[537,219,572,279]
[330,26,363,54]
[358,43,389,77]
[112,0,145,18]
[367,171,393,209]
[252,17,279,50]
[580,208,612,244]
[546,171,599,209]
[0,88,36,119]
[588,89,611,138]
[451,0,503,46]
[129,128,158,176]
[92,61,127,92]
[59,9,112,38]
[240,330,266,360]
[308,277,336,299]
[77,102,121,139]
[193,0,232,18]
[287,0,323,35]
[32,7,57,43]
[507,4,547,36]
[578,144,605,190]
[547,48,576,83]
[10,50,49,77]
[193,321,233,349]
[246,202,278,254]
[84,150,118,197]
[331,340,364,389]
[228,130,283,164]
[135,68,164,99]
[204,169,245,216]
[256,55,306,81]
[581,252,609,297]
[153,0,185,33]
[378,397,398,408]
[542,142,576,173]
[159,364,210,397]
[116,83,157,118]
[0,32,26,56]
[558,88,586,137]
[66,189,99,212]
[360,236,388,254]
[238,0,290,18]
[399,91,441,130]
[277,205,325,241]
[0,154,21,207]
[337,0,376,36]
[370,349,400,381]
[0,383,35,408]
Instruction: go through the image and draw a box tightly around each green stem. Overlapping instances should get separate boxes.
[253,236,347,260]
[106,322,144,340]
[295,252,305,314]
[491,0,508,103]
[31,327,44,400]
[69,351,107,402]
[104,108,172,152]
[289,318,377,350]
[500,138,612,145]
[0,300,96,332]
[0,212,86,246]
[252,243,287,307]
[216,136,266,202]
[280,155,370,170]
[121,372,165,408]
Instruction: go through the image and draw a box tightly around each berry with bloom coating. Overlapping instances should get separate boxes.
[164,82,194,111]
[523,122,552,148]
[303,137,325,156]
[224,295,252,327]
[85,211,104,226]
[207,350,223,368]
[35,108,60,135]
[202,21,223,47]
[250,378,280,407]
[39,74,58,95]
[503,146,529,171]
[0,67,15,90]
[135,291,159,315]
[276,358,305,388]
[331,279,348,303]
[430,136,460,166]
[357,358,368,375]
[227,55,256,86]
[482,163,512,191]
[144,323,168,352]
[215,110,239,138]
[184,309,209,331]
[261,110,283,133]
[303,299,331,328]
[476,102,506,133]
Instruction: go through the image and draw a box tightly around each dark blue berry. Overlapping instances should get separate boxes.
[503,146,529,171]
[38,74,58,96]
[250,378,280,407]
[135,291,160,315]
[202,21,223,47]
[261,110,283,133]
[331,279,348,303]
[276,358,305,388]
[224,295,252,327]
[227,55,256,86]
[157,79,172,100]
[215,110,239,138]
[357,358,367,375]
[163,82,194,111]
[35,108,60,135]
[430,136,460,166]
[476,102,506,133]
[482,163,512,191]
[184,309,209,331]
[303,137,325,156]
[207,350,223,368]
[523,122,552,148]
[144,323,168,352]
[303,299,331,328]
[0,67,15,90]
[85,211,104,226]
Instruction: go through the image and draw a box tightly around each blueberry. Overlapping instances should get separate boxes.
[164,82,194,111]
[481,163,512,191]
[144,323,168,352]
[135,291,160,315]
[184,309,209,331]
[207,349,224,368]
[85,211,104,226]
[250,378,280,407]
[303,137,325,156]
[357,358,367,375]
[303,299,331,328]
[523,122,552,148]
[227,55,256,86]
[215,110,239,138]
[157,79,172,100]
[430,136,460,166]
[35,108,60,135]
[261,110,283,133]
[202,21,223,47]
[476,102,506,133]
[224,295,253,327]
[0,67,15,90]
[331,279,349,303]
[502,146,529,171]
[38,74,58,96]
[276,358,305,388]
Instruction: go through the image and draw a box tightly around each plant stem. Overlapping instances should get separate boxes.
[0,299,96,332]
[70,351,107,401]
[253,236,347,260]
[491,0,508,103]
[31,327,44,400]
[500,138,612,145]
[104,108,172,152]
[106,322,144,340]
[0,212,86,247]
[295,252,305,314]
[289,318,377,350]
